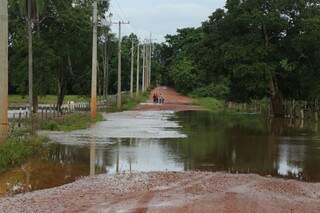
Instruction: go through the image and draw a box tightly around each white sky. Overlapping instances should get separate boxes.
[109,0,226,42]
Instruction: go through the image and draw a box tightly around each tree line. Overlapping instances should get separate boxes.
[7,0,144,110]
[153,0,320,117]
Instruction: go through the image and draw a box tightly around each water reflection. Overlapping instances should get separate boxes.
[2,110,320,197]
[90,138,96,176]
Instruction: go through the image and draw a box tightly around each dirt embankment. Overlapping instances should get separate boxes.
[135,86,202,112]
[0,172,319,213]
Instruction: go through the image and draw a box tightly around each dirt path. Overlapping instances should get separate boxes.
[0,172,319,213]
[1,87,320,212]
[135,86,202,112]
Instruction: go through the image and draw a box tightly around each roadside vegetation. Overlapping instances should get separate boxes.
[192,97,224,112]
[39,113,104,132]
[152,1,320,117]
[0,136,46,173]
[9,95,89,105]
[107,92,149,112]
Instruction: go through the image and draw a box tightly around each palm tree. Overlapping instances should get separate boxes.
[18,0,46,113]
[0,0,9,142]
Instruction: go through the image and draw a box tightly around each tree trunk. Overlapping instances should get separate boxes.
[263,23,284,117]
[56,60,67,112]
[28,0,33,113]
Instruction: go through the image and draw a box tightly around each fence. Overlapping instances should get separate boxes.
[226,99,320,121]
[8,92,131,128]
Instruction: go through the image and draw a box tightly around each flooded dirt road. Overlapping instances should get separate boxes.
[1,87,320,212]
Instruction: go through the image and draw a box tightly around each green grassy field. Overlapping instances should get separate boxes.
[0,136,46,173]
[39,112,104,132]
[192,97,225,112]
[9,95,90,105]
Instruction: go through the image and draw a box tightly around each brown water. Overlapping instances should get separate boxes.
[1,110,320,197]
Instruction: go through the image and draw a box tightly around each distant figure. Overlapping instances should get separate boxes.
[153,93,158,104]
[159,94,165,104]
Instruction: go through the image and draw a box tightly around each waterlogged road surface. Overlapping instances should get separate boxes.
[1,87,320,212]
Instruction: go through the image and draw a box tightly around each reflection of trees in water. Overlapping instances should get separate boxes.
[166,111,320,181]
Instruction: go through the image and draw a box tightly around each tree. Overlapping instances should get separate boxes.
[18,0,47,113]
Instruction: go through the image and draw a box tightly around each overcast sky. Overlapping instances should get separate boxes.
[109,0,226,42]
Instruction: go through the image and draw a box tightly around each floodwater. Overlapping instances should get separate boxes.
[1,110,320,196]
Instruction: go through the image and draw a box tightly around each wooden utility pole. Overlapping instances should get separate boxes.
[90,0,98,119]
[136,41,140,96]
[0,0,9,142]
[114,21,129,110]
[130,39,134,97]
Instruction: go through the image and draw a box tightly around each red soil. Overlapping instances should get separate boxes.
[0,172,319,213]
[135,86,202,112]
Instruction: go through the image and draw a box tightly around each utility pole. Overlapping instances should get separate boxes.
[102,30,108,99]
[145,40,150,89]
[148,34,152,87]
[130,39,134,98]
[136,41,140,97]
[113,21,129,110]
[103,13,112,100]
[142,43,146,92]
[0,0,9,142]
[90,0,98,119]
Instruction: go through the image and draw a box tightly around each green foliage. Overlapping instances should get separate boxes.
[0,136,46,173]
[122,93,149,111]
[153,0,320,104]
[193,97,224,112]
[170,57,199,94]
[39,113,104,132]
[191,80,230,99]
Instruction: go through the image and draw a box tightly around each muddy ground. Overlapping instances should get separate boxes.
[135,86,202,112]
[0,172,319,213]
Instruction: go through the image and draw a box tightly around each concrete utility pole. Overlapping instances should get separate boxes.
[113,21,129,110]
[0,0,9,142]
[148,34,152,87]
[136,41,140,97]
[142,43,145,92]
[130,39,134,98]
[102,30,108,100]
[90,0,98,119]
[145,41,149,90]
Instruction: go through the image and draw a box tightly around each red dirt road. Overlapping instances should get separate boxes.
[0,172,319,213]
[135,86,202,111]
[1,87,320,212]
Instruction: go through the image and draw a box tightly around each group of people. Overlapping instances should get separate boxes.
[153,93,165,104]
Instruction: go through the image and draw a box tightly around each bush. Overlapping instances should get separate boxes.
[0,136,45,173]
[191,81,230,100]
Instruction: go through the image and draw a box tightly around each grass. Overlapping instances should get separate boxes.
[107,92,149,112]
[0,136,46,173]
[122,92,149,110]
[192,97,225,112]
[9,95,89,105]
[39,112,104,132]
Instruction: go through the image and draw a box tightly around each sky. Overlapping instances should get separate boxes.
[109,0,226,42]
